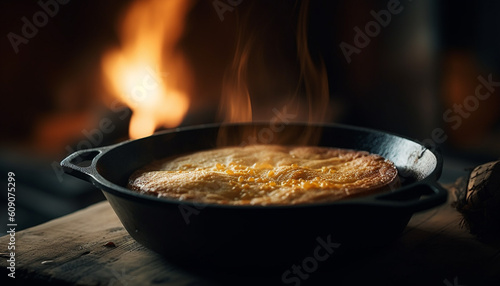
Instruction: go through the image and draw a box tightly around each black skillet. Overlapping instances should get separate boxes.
[60,123,447,270]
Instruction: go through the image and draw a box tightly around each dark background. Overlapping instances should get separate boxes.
[0,0,499,233]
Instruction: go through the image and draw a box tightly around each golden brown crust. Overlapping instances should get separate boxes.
[128,145,400,205]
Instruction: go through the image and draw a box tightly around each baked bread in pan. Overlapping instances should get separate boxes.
[128,145,400,205]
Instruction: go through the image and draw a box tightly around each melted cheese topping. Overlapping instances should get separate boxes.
[128,145,399,205]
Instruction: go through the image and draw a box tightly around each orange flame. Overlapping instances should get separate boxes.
[295,0,329,123]
[218,31,255,123]
[101,0,194,139]
[216,1,330,147]
[218,1,329,124]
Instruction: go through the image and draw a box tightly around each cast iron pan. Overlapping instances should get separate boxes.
[60,123,447,270]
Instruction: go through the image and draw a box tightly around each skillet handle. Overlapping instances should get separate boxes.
[374,182,448,213]
[60,146,111,182]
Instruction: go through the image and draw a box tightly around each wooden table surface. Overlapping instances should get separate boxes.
[1,185,499,286]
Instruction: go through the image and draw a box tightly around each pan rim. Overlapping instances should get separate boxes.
[80,122,443,209]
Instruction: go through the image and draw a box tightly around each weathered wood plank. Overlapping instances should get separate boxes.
[0,201,208,285]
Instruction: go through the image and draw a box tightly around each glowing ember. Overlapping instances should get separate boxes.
[101,0,194,139]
